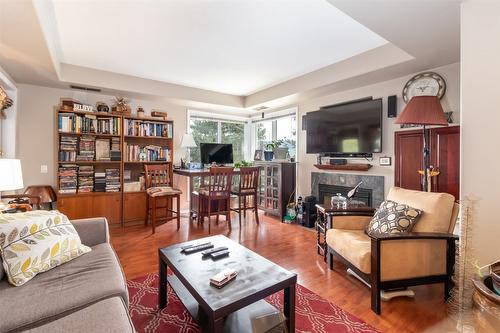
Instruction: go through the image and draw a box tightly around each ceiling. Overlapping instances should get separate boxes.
[0,0,460,111]
[50,0,386,96]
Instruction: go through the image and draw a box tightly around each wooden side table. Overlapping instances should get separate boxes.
[315,203,375,261]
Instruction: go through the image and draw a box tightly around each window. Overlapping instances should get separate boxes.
[221,122,245,162]
[189,117,246,163]
[254,114,297,158]
[255,120,273,151]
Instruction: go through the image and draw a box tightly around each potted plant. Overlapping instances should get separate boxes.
[264,143,275,161]
[234,160,252,168]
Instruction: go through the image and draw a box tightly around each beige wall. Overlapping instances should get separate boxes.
[461,0,500,266]
[16,84,189,202]
[295,62,460,198]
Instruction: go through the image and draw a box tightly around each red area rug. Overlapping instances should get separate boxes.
[128,273,379,333]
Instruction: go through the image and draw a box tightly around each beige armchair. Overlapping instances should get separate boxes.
[326,187,459,314]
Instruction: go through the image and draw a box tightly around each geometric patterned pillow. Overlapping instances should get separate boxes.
[365,200,423,236]
[0,210,91,286]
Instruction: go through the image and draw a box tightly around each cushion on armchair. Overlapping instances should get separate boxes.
[365,200,422,236]
[0,211,91,286]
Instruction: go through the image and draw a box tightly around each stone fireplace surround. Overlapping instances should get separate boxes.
[311,172,385,208]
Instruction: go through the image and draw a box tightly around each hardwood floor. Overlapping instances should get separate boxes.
[110,212,455,333]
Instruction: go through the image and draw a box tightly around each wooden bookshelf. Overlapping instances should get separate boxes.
[122,116,174,225]
[55,107,175,227]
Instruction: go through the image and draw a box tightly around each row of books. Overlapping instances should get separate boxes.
[125,144,171,162]
[124,119,172,137]
[59,136,78,162]
[58,165,121,194]
[58,113,121,135]
[59,136,121,162]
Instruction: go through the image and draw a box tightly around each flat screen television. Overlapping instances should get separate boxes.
[306,98,382,154]
[200,143,234,165]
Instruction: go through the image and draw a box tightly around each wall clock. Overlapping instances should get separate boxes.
[402,72,446,103]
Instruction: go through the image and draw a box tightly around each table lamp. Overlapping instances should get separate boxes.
[0,159,24,210]
[180,133,197,168]
[395,96,448,192]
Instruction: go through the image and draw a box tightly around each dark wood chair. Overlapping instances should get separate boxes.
[197,167,234,233]
[230,166,260,225]
[2,185,56,210]
[144,164,182,234]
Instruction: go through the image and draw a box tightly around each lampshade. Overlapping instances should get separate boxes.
[395,96,448,126]
[0,159,24,191]
[180,133,197,148]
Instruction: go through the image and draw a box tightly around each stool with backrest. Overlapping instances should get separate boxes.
[197,167,234,233]
[230,166,260,225]
[144,164,182,234]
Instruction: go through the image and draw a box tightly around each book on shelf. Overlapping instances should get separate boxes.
[94,171,106,192]
[58,164,78,194]
[105,168,121,192]
[110,137,121,161]
[124,119,172,138]
[58,112,121,135]
[77,135,95,161]
[125,143,171,162]
[78,165,94,193]
[95,138,111,161]
[59,135,77,162]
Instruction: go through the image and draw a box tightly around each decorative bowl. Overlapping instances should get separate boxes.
[491,261,500,296]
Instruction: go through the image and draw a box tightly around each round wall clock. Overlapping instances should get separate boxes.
[402,72,446,103]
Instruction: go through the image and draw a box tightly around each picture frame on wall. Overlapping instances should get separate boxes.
[379,156,392,166]
[254,149,263,161]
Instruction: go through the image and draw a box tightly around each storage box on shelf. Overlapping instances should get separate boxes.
[55,107,175,226]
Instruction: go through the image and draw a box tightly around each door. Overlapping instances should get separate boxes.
[431,126,460,199]
[394,130,424,191]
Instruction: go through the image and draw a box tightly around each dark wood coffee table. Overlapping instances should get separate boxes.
[159,235,297,332]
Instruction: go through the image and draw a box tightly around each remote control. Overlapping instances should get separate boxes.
[181,242,211,251]
[183,243,214,254]
[210,250,229,260]
[202,246,228,256]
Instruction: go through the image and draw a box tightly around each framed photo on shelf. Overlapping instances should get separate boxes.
[379,156,392,166]
[254,150,263,161]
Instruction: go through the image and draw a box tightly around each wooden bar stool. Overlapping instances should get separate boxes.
[144,164,182,234]
[230,166,260,225]
[197,167,234,233]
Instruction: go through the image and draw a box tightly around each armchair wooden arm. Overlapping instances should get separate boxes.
[369,231,458,314]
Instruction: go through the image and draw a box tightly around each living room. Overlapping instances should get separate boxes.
[0,1,498,332]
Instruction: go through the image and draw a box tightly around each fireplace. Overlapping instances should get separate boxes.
[311,172,384,208]
[318,184,372,206]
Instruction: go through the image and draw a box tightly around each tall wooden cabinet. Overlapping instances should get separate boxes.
[394,126,460,199]
[55,107,174,226]
[254,161,296,219]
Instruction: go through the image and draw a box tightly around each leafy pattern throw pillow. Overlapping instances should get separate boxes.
[366,200,423,236]
[0,210,91,286]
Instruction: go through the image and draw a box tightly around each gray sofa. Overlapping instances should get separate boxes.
[0,218,135,333]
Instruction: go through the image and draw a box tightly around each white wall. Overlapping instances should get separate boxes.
[16,84,189,200]
[295,62,460,198]
[461,0,500,266]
